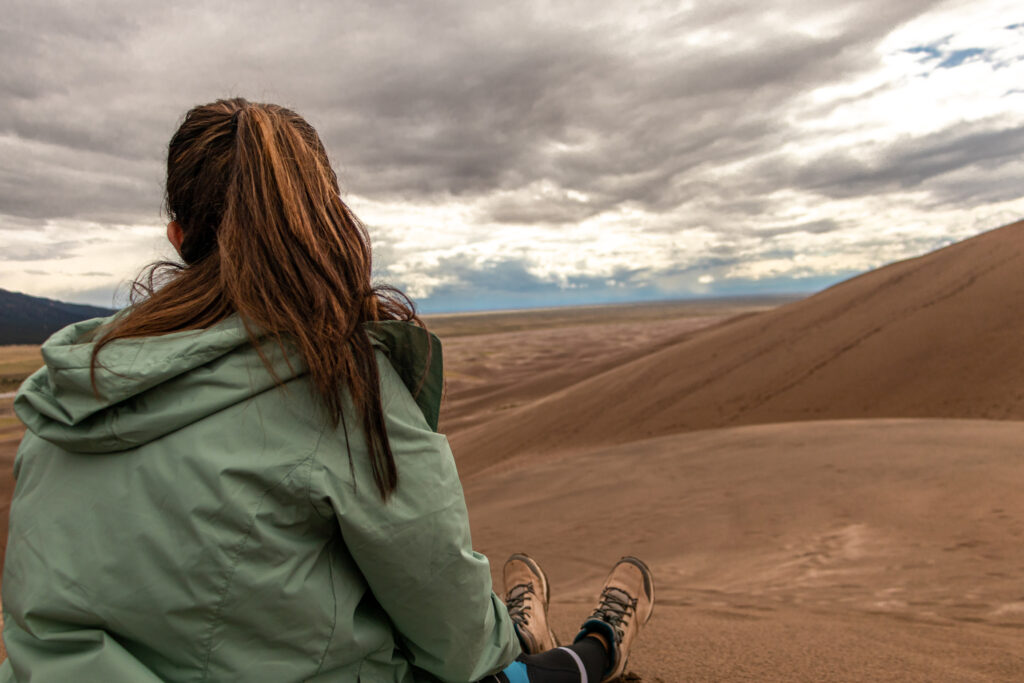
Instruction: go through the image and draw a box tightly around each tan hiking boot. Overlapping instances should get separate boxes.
[503,553,558,654]
[574,556,655,682]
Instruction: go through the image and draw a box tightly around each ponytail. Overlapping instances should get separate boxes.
[91,98,420,499]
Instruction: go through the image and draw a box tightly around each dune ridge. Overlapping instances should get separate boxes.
[449,220,1024,474]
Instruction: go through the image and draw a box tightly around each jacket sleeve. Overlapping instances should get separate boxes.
[310,353,521,682]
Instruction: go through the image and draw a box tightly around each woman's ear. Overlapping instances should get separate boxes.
[166,220,185,257]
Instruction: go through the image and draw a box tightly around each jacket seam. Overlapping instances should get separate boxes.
[313,536,339,676]
[197,451,318,682]
[306,424,340,677]
[307,424,332,521]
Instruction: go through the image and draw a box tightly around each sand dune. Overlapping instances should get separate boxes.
[448,220,1024,474]
[438,314,736,436]
[465,419,1024,681]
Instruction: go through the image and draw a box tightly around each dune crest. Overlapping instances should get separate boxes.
[450,220,1024,474]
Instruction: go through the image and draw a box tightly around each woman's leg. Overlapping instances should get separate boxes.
[486,636,608,682]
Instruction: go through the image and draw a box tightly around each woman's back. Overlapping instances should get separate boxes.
[1,315,518,682]
[1,97,656,683]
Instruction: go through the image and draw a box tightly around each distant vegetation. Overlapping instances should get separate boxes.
[0,346,41,394]
[0,288,115,346]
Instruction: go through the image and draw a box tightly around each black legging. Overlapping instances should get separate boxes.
[481,636,608,683]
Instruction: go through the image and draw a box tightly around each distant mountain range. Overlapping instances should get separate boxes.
[0,289,116,345]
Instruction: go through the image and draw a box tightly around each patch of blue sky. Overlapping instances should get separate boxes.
[1005,23,1023,31]
[904,45,942,60]
[937,48,987,69]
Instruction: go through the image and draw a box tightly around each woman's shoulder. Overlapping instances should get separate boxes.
[364,321,443,433]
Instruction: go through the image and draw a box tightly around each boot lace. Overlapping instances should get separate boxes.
[506,582,535,627]
[591,586,636,643]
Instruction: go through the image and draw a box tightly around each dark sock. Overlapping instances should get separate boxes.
[563,636,610,681]
[491,635,609,682]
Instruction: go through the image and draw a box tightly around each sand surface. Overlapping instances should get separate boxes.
[463,420,1024,681]
[438,314,734,437]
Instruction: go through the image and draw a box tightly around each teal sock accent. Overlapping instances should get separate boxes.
[501,660,529,683]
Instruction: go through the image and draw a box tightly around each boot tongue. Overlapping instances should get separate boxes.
[605,587,631,601]
[601,587,634,613]
[507,583,533,599]
[595,587,635,635]
[506,583,533,619]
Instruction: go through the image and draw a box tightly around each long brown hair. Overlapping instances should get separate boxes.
[91,98,421,499]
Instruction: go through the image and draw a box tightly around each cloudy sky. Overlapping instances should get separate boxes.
[2,0,1023,312]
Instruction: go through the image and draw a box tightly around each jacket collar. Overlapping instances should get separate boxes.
[15,314,443,453]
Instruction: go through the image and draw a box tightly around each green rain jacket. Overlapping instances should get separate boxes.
[0,315,519,682]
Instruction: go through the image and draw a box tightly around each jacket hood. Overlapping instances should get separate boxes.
[14,314,442,454]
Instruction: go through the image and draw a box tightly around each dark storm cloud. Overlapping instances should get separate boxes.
[1,0,953,228]
[784,123,1024,201]
[5,241,80,261]
[486,194,605,225]
[2,0,1020,309]
[754,219,843,239]
[316,0,942,212]
[926,169,1024,207]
